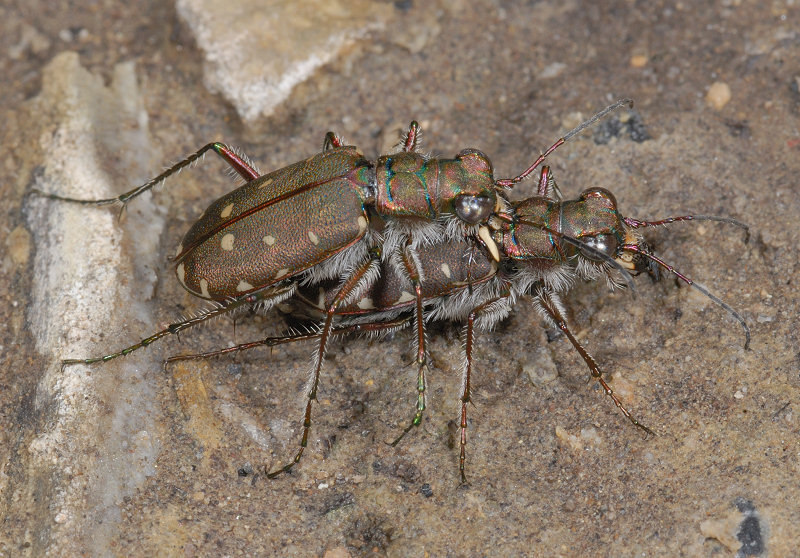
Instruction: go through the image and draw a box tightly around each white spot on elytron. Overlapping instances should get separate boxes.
[308,230,320,245]
[275,268,289,279]
[395,291,415,304]
[357,215,367,235]
[257,177,274,189]
[357,297,375,310]
[176,263,186,285]
[220,233,235,251]
[263,235,276,246]
[199,278,210,298]
[175,243,183,257]
[440,263,452,278]
[220,203,234,218]
[236,280,254,292]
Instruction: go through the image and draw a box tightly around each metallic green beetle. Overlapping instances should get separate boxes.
[170,164,750,481]
[40,100,632,370]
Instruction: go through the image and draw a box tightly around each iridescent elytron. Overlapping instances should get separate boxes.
[169,165,750,482]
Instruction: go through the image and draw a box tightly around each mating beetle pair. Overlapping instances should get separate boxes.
[38,99,750,481]
[178,163,750,482]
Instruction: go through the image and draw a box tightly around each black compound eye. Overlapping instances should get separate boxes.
[454,194,493,224]
[579,234,618,261]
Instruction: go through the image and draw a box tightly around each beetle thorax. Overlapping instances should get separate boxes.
[374,151,496,221]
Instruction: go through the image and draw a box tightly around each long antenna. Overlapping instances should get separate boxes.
[623,214,750,243]
[622,244,750,349]
[496,98,634,188]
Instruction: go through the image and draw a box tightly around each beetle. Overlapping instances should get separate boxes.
[36,101,633,393]
[168,164,750,481]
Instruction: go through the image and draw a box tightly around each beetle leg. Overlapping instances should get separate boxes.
[212,142,260,181]
[32,142,260,210]
[402,121,421,152]
[390,246,429,447]
[58,283,295,369]
[267,254,381,478]
[322,131,344,151]
[536,165,551,197]
[535,165,562,200]
[163,315,414,367]
[458,291,512,484]
[271,315,413,342]
[535,287,654,436]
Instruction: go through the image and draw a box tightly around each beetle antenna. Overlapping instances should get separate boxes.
[496,98,633,189]
[623,214,749,243]
[621,244,750,349]
[563,98,634,142]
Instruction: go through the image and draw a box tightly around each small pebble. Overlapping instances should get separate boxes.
[700,515,742,553]
[706,82,732,110]
[523,346,558,387]
[580,427,603,447]
[630,54,648,68]
[6,225,31,267]
[541,62,566,78]
[555,425,583,452]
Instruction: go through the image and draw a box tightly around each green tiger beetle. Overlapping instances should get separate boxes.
[167,165,750,482]
[33,100,634,473]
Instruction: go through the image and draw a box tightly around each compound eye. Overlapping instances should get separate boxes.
[579,234,618,261]
[454,194,493,224]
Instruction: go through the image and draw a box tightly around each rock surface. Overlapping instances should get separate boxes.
[1,1,797,556]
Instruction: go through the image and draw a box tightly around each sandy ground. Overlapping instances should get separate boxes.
[1,1,799,556]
